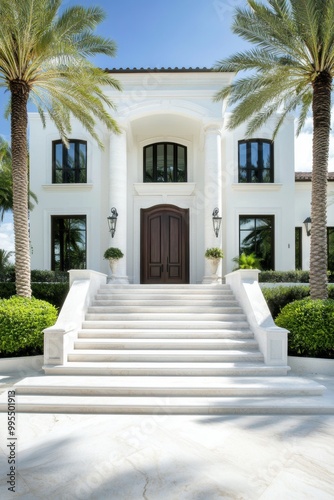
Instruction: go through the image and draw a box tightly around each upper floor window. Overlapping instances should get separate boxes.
[238,139,273,183]
[144,143,187,182]
[52,140,87,183]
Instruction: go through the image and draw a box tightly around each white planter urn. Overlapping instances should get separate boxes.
[108,258,118,275]
[209,258,220,277]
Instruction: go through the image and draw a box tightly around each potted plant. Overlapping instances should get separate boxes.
[205,247,224,276]
[103,247,124,275]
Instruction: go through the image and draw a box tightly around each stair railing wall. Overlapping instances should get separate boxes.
[43,270,107,366]
[225,269,288,366]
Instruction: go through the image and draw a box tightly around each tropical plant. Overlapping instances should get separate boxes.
[0,0,121,297]
[103,247,124,260]
[0,249,14,274]
[0,138,12,220]
[0,137,37,221]
[232,252,262,270]
[205,247,224,259]
[214,0,334,300]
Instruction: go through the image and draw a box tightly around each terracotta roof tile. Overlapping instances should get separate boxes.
[105,67,213,73]
[295,171,334,181]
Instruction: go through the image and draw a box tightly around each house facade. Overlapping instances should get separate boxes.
[29,68,334,283]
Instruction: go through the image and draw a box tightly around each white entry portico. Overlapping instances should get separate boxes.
[29,68,333,282]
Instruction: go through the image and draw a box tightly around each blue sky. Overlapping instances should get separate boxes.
[0,0,247,140]
[0,0,331,255]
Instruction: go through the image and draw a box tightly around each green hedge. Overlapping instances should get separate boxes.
[0,282,69,309]
[0,296,58,357]
[262,285,310,319]
[0,269,69,283]
[259,270,334,283]
[262,285,334,319]
[275,298,334,358]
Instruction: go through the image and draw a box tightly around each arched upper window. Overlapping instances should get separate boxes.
[52,140,87,183]
[144,143,187,182]
[238,139,273,183]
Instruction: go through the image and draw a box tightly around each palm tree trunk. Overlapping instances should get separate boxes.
[10,80,31,298]
[310,71,332,300]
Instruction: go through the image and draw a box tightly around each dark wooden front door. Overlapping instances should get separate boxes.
[141,205,189,284]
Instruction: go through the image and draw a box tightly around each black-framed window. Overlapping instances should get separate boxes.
[328,227,334,273]
[51,216,86,271]
[239,215,275,270]
[295,227,302,269]
[238,139,273,183]
[144,142,187,182]
[52,140,87,183]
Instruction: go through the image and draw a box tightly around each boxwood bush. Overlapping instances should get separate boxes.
[275,298,334,358]
[259,270,334,283]
[262,285,310,319]
[0,296,58,357]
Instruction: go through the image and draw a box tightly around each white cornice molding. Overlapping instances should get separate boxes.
[133,183,196,196]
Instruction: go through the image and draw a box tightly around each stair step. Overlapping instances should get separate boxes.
[87,305,243,314]
[78,329,254,339]
[6,394,332,415]
[73,338,258,350]
[44,361,288,376]
[82,320,250,330]
[68,349,264,362]
[94,297,236,304]
[84,313,247,322]
[13,376,325,397]
[100,284,230,291]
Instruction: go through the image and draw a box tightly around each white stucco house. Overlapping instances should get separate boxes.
[28,67,334,283]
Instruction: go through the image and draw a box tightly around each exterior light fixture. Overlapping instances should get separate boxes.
[107,207,118,238]
[303,216,312,236]
[212,208,222,238]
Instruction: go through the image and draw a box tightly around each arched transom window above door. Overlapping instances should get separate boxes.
[144,143,187,182]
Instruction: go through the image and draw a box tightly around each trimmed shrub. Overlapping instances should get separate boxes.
[0,269,69,283]
[0,282,15,299]
[0,296,58,357]
[259,270,310,283]
[0,283,69,309]
[31,270,69,283]
[259,270,334,283]
[262,285,310,319]
[32,283,69,309]
[275,298,334,358]
[262,284,334,319]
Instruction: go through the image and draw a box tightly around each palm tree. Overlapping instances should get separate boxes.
[214,0,334,299]
[0,0,121,298]
[0,137,37,221]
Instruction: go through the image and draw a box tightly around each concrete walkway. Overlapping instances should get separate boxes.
[0,370,334,499]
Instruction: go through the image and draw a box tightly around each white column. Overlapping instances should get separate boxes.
[109,129,129,283]
[202,124,223,283]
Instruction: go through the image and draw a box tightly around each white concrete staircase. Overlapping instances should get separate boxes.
[1,284,331,414]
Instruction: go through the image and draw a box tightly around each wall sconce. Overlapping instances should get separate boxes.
[212,208,222,238]
[107,207,118,238]
[303,216,311,236]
